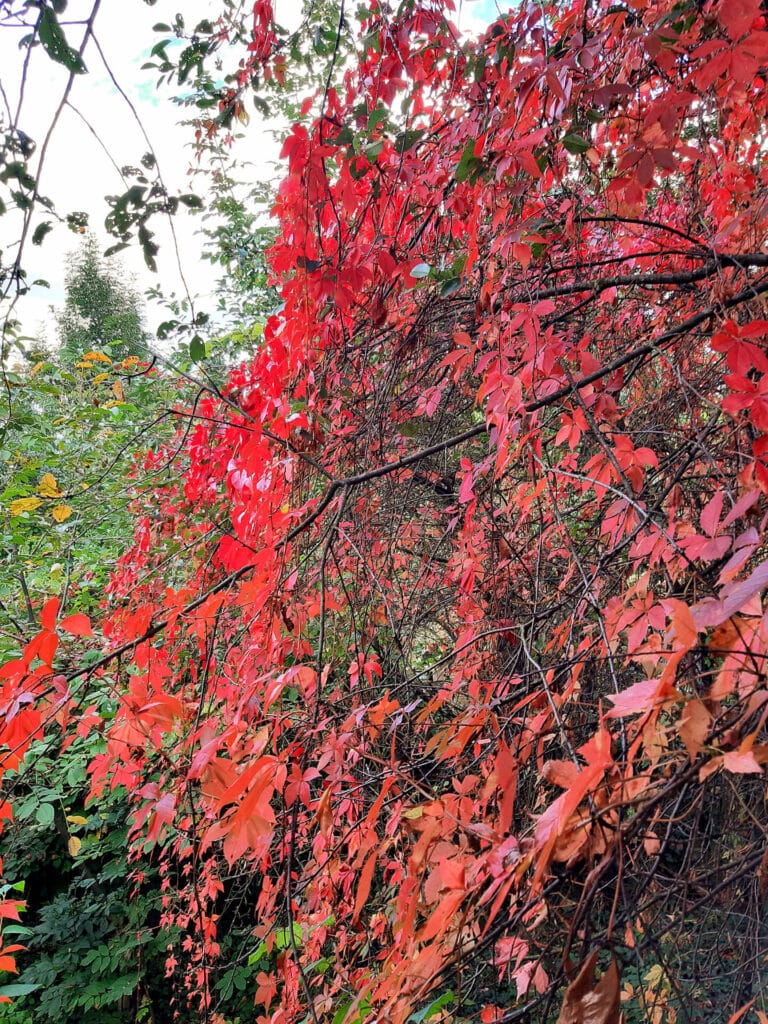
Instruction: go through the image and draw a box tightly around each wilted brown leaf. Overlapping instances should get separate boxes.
[556,951,620,1024]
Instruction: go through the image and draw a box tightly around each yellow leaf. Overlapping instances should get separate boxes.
[66,814,87,826]
[644,964,665,988]
[403,806,423,820]
[38,472,62,498]
[29,361,45,376]
[10,496,42,516]
[52,505,72,523]
[67,836,82,857]
[111,380,125,402]
[93,372,110,385]
[83,351,111,363]
[75,361,92,369]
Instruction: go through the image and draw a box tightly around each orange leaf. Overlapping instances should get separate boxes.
[669,601,697,649]
[0,901,22,922]
[542,759,580,789]
[315,786,333,836]
[353,849,377,923]
[678,699,712,757]
[726,999,756,1024]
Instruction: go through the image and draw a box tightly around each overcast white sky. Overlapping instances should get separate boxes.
[0,0,498,347]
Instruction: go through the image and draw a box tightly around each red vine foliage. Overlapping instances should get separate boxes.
[5,0,768,1019]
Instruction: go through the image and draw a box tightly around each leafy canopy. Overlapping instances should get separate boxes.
[3,0,768,1022]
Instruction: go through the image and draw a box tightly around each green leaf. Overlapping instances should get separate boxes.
[38,6,86,74]
[562,132,591,154]
[35,802,55,826]
[364,140,384,161]
[333,1002,352,1024]
[367,106,388,131]
[398,422,422,437]
[455,140,483,183]
[32,221,53,246]
[0,924,32,938]
[410,263,431,280]
[409,991,454,1023]
[297,256,322,272]
[333,997,371,1024]
[332,127,354,147]
[138,223,158,271]
[439,277,462,298]
[179,194,203,209]
[0,983,40,998]
[189,336,206,362]
[394,129,423,154]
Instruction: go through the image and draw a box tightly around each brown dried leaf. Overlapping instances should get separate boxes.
[556,951,620,1024]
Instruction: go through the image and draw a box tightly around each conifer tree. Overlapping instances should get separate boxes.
[55,235,146,362]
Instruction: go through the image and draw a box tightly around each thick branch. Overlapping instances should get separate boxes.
[526,252,768,302]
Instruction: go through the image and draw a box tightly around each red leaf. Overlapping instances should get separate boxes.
[693,559,768,630]
[459,458,475,503]
[439,858,466,891]
[58,613,93,637]
[606,678,665,718]
[700,491,724,538]
[40,596,59,631]
[722,489,760,528]
[723,749,763,774]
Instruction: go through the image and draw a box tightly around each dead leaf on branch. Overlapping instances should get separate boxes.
[556,951,620,1024]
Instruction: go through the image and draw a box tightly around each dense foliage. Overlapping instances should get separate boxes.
[4,0,768,1021]
[0,265,201,1019]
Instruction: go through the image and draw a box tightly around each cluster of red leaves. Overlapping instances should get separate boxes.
[0,599,91,998]
[6,0,768,1019]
